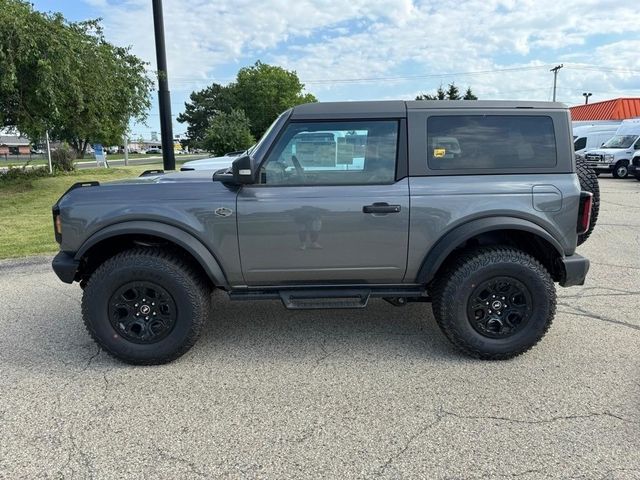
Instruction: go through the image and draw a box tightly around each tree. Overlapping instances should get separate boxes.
[416,85,446,100]
[446,83,461,100]
[463,87,478,100]
[176,83,235,148]
[416,82,478,101]
[233,61,317,138]
[0,0,152,158]
[178,61,317,147]
[202,109,255,156]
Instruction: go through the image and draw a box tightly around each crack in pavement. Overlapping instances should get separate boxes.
[375,411,446,477]
[373,408,637,477]
[590,261,640,271]
[443,410,638,425]
[558,303,640,331]
[81,347,102,371]
[156,449,209,478]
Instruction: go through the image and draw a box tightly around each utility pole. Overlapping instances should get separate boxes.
[45,130,52,174]
[583,92,592,105]
[123,133,129,166]
[152,0,175,171]
[550,64,563,102]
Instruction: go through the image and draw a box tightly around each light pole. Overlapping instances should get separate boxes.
[583,92,592,104]
[152,0,175,171]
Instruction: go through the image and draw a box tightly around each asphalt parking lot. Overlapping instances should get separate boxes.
[0,177,638,479]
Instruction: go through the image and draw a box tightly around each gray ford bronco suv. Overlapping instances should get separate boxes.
[52,101,595,365]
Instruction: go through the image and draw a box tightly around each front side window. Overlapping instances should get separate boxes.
[259,121,398,185]
[574,137,587,151]
[427,115,557,170]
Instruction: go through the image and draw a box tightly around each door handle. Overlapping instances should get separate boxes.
[362,202,401,214]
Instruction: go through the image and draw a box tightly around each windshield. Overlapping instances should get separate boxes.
[602,135,637,149]
[248,112,287,156]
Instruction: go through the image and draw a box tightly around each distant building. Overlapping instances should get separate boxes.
[0,131,31,155]
[570,98,640,122]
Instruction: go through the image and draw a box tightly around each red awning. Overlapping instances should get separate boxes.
[570,98,640,121]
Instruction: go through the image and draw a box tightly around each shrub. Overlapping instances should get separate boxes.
[0,166,50,185]
[51,146,76,172]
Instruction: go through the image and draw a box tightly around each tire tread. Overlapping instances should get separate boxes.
[81,247,211,365]
[432,246,556,360]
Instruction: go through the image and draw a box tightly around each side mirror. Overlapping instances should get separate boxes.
[231,155,254,184]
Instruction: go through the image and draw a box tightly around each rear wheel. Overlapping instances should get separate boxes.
[431,247,556,360]
[575,158,600,245]
[82,248,211,365]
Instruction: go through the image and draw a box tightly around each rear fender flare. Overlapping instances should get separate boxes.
[416,216,565,284]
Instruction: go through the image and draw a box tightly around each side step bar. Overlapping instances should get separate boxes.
[280,289,370,310]
[228,286,429,310]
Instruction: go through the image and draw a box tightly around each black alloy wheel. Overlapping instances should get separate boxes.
[108,281,177,344]
[467,277,532,339]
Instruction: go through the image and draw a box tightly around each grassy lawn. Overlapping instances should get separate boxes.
[0,166,153,259]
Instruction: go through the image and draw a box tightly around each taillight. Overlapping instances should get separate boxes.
[52,206,62,243]
[577,191,593,235]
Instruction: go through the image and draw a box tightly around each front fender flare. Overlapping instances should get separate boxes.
[75,221,229,289]
[416,216,565,284]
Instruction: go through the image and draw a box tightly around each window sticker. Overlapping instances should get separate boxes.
[433,148,446,158]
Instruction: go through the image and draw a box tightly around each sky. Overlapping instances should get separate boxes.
[32,0,640,140]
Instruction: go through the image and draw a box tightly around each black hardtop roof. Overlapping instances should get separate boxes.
[290,100,566,119]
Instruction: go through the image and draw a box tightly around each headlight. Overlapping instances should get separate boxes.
[604,154,614,161]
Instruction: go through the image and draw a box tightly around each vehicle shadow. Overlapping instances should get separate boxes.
[189,290,459,364]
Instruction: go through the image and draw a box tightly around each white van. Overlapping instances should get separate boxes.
[572,124,619,159]
[584,118,640,178]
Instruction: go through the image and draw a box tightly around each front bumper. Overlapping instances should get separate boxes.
[585,162,613,172]
[559,254,590,287]
[52,251,79,284]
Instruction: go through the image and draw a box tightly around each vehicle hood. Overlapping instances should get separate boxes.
[180,156,235,171]
[585,148,633,156]
[103,169,215,186]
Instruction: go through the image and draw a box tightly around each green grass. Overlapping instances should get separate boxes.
[0,166,153,259]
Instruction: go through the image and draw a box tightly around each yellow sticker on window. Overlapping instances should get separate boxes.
[433,148,446,158]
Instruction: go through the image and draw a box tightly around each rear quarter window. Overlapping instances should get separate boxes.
[427,115,557,171]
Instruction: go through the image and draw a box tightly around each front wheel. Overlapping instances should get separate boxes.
[431,247,556,360]
[612,161,629,179]
[82,248,211,365]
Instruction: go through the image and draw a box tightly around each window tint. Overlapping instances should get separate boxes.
[574,136,587,151]
[260,121,398,185]
[427,115,557,170]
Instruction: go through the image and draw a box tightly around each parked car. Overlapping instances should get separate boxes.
[51,100,595,365]
[584,118,640,178]
[572,124,618,159]
[145,147,162,155]
[629,152,640,181]
[180,149,249,171]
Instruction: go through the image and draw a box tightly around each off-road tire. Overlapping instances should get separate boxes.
[431,247,556,360]
[82,248,211,365]
[612,161,628,179]
[575,158,600,245]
